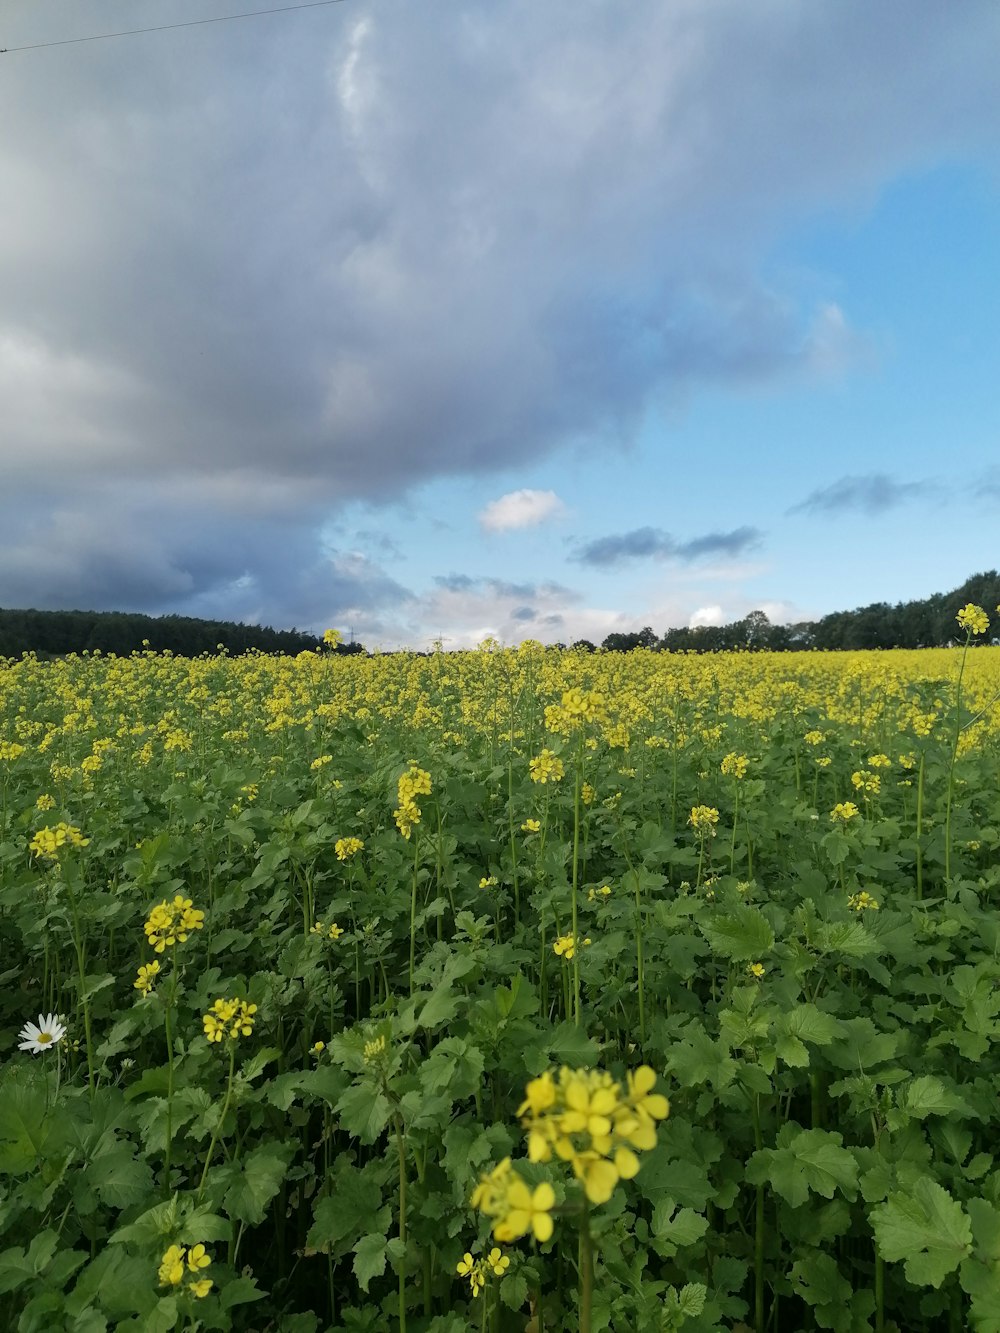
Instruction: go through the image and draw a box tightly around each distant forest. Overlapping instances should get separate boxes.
[0,608,341,659]
[583,570,1000,654]
[2,570,999,658]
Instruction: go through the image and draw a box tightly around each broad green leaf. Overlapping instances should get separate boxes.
[335,1082,392,1144]
[353,1233,388,1292]
[700,905,774,961]
[220,1140,294,1225]
[747,1127,858,1208]
[871,1176,972,1288]
[307,1163,388,1255]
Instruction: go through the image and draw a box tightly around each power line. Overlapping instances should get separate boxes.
[0,0,350,55]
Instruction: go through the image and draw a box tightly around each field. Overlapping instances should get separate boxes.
[3,628,1000,1332]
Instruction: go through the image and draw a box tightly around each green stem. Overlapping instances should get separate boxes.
[408,828,420,996]
[579,1200,593,1333]
[198,1043,236,1198]
[915,752,925,901]
[394,1114,408,1333]
[570,734,583,1026]
[944,633,972,882]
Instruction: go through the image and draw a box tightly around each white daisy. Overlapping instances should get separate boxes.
[18,1013,67,1054]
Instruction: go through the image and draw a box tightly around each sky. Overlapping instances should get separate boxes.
[2,0,1000,649]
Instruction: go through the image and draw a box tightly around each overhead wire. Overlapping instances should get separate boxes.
[0,0,350,54]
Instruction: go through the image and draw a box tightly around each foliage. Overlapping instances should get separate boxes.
[1,635,1000,1329]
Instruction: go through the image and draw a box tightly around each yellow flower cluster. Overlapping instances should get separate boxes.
[144,895,205,952]
[334,836,364,860]
[311,920,344,940]
[587,885,612,903]
[848,890,879,912]
[157,1242,213,1298]
[0,741,26,761]
[363,1033,387,1064]
[471,1159,556,1242]
[720,752,749,778]
[830,802,860,822]
[688,805,719,834]
[851,770,881,795]
[393,763,432,839]
[203,997,257,1043]
[515,1065,669,1206]
[311,754,333,769]
[134,961,161,996]
[528,749,564,784]
[29,822,90,860]
[553,933,590,960]
[456,1246,509,1297]
[956,603,990,636]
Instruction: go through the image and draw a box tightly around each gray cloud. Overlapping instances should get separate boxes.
[789,473,939,516]
[573,525,762,569]
[2,3,999,619]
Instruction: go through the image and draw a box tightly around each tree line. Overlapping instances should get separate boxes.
[575,570,1000,654]
[0,608,363,659]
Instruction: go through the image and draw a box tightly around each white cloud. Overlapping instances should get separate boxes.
[690,605,725,628]
[478,489,566,533]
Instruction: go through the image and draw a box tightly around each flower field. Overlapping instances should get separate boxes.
[3,624,1000,1332]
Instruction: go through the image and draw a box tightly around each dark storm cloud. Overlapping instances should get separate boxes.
[573,525,762,569]
[788,473,939,516]
[2,2,1000,620]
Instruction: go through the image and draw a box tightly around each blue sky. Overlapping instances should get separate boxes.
[2,2,999,647]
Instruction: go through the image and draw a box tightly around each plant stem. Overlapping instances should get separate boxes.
[579,1200,593,1333]
[198,1043,236,1198]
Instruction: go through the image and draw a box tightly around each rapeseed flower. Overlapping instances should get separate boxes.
[956,604,989,636]
[688,805,719,835]
[830,802,860,822]
[203,997,257,1043]
[144,895,205,952]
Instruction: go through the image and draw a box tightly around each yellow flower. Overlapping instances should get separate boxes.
[335,836,364,860]
[158,1245,186,1287]
[29,822,90,861]
[456,1252,487,1297]
[688,805,719,834]
[956,603,989,636]
[494,1178,556,1244]
[553,933,589,960]
[747,962,765,980]
[830,802,860,822]
[144,895,205,952]
[188,1278,213,1298]
[487,1247,510,1277]
[721,752,749,779]
[203,997,256,1042]
[186,1244,211,1272]
[134,961,161,996]
[847,890,879,912]
[528,749,564,784]
[521,818,541,832]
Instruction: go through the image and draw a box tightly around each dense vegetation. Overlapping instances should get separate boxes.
[591,570,1000,654]
[0,607,336,659]
[3,618,1000,1331]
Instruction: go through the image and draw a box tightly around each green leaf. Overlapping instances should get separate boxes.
[353,1233,388,1292]
[666,1028,738,1090]
[747,1127,858,1208]
[220,1274,266,1309]
[307,1163,389,1255]
[335,1082,392,1144]
[220,1140,294,1225]
[699,905,774,961]
[896,1075,971,1121]
[871,1176,972,1288]
[0,1230,59,1293]
[88,1146,155,1210]
[499,1270,529,1310]
[651,1202,709,1256]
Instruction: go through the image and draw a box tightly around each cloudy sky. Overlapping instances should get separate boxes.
[3,1,1000,647]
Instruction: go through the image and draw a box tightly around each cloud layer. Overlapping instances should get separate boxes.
[573,526,763,569]
[3,3,1000,633]
[789,473,938,516]
[479,489,565,532]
